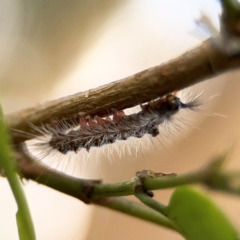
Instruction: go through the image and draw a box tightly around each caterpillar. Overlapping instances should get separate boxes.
[26,92,201,157]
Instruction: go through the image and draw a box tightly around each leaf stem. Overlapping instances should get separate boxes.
[94,197,177,231]
[0,106,36,240]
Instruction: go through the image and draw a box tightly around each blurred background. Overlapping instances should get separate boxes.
[1,0,240,239]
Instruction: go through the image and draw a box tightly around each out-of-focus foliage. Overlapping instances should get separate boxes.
[166,186,239,240]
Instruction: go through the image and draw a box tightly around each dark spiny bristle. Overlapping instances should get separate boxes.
[45,92,202,154]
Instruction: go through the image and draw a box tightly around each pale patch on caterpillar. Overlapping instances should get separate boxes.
[20,90,202,170]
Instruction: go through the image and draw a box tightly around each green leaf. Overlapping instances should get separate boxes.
[165,186,238,240]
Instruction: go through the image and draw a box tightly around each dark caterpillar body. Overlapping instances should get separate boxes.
[48,94,199,154]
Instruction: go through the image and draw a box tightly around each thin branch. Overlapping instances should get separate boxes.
[14,144,101,203]
[94,197,177,231]
[13,145,181,232]
[134,192,167,217]
[13,144,240,233]
[15,145,240,200]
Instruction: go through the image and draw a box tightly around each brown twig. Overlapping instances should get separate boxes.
[7,35,240,144]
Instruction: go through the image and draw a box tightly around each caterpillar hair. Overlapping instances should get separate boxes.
[20,91,202,159]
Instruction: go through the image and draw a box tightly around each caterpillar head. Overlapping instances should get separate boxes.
[165,93,201,112]
[165,94,183,112]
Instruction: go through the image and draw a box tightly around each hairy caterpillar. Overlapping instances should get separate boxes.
[24,92,201,159]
